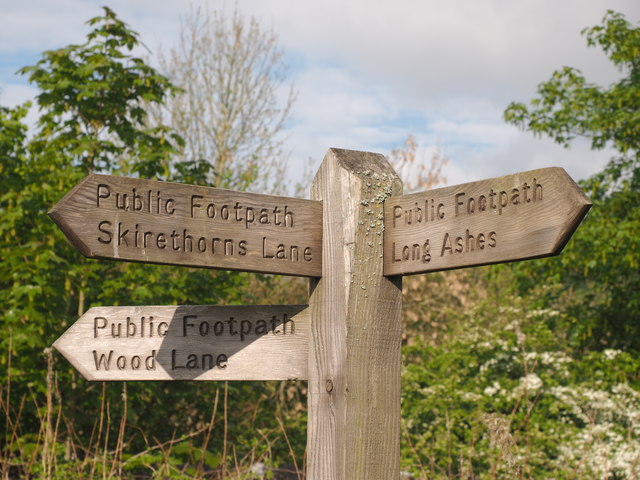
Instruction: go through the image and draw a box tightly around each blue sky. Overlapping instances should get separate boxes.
[2,0,639,189]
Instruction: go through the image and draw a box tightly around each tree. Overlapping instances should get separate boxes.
[389,135,448,194]
[504,10,639,162]
[18,7,182,178]
[401,284,640,479]
[398,13,640,477]
[1,8,311,477]
[400,14,640,478]
[151,6,295,192]
[2,5,183,389]
[1,8,282,478]
[503,10,640,350]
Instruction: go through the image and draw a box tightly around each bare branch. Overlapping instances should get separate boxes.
[152,6,295,192]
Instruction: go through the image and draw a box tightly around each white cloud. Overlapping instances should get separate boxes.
[442,131,616,188]
[1,0,638,189]
[241,0,636,99]
[0,83,37,107]
[0,83,40,130]
[0,1,96,53]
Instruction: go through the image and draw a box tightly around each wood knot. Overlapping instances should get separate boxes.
[325,379,334,393]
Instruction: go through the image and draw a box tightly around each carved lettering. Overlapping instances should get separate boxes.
[190,196,295,229]
[441,230,497,256]
[181,313,295,341]
[453,179,544,218]
[94,316,168,338]
[171,350,228,371]
[96,184,175,215]
[391,240,431,264]
[95,220,252,259]
[391,200,445,227]
[262,237,312,262]
[92,350,157,371]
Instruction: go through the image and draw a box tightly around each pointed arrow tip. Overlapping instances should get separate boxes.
[550,185,592,255]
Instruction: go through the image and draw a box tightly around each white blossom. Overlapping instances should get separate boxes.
[483,381,501,397]
[519,373,543,392]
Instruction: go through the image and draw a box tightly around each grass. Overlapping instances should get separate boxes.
[1,344,306,480]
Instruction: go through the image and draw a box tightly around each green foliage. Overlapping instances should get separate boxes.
[504,10,640,156]
[17,6,182,177]
[401,285,640,479]
[502,10,640,352]
[5,6,639,479]
[401,11,640,479]
[1,8,305,478]
[2,9,188,437]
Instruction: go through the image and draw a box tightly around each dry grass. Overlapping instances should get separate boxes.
[1,343,306,480]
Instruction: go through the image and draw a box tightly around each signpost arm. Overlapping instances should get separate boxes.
[308,149,403,479]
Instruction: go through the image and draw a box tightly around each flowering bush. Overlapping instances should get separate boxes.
[401,290,640,479]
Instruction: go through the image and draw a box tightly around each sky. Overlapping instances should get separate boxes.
[1,0,639,190]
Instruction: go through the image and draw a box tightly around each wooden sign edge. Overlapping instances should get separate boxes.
[55,248,323,277]
[53,335,98,381]
[48,174,95,257]
[547,167,592,254]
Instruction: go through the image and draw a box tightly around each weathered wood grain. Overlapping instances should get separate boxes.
[307,149,403,480]
[384,167,591,275]
[54,305,309,381]
[49,174,322,276]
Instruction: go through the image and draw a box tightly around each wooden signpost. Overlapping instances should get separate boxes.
[50,149,591,480]
[49,173,322,276]
[54,305,309,381]
[383,167,592,275]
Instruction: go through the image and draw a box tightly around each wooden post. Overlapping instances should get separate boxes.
[50,150,592,478]
[308,149,403,479]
